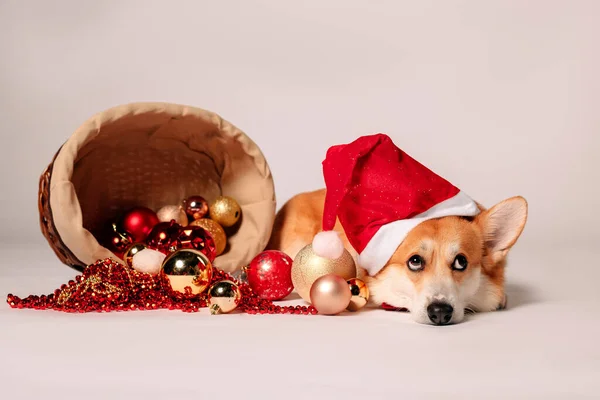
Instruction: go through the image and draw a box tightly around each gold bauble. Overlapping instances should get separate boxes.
[309,274,352,315]
[189,218,227,256]
[209,196,241,227]
[156,205,188,226]
[123,243,147,267]
[161,249,213,295]
[346,278,369,311]
[291,244,356,303]
[208,280,242,314]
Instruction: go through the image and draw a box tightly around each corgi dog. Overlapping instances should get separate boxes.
[267,189,528,325]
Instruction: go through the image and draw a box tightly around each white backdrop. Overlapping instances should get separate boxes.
[2,2,600,399]
[1,0,599,248]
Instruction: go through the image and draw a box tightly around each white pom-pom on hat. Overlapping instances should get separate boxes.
[132,248,166,275]
[312,231,345,260]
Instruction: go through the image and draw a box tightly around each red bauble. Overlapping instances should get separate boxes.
[182,196,209,221]
[177,226,217,262]
[119,207,160,242]
[246,250,294,300]
[145,220,182,254]
[104,223,133,259]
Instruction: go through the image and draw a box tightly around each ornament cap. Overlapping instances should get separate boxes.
[210,304,222,315]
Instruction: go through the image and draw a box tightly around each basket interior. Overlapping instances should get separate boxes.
[49,106,275,271]
[71,112,226,237]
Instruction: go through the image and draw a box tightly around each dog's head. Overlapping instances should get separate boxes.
[365,196,528,325]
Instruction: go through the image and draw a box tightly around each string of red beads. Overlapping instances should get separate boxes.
[6,258,316,315]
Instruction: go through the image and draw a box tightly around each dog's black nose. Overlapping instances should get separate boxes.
[427,302,454,325]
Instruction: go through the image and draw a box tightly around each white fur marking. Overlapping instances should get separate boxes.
[367,260,503,324]
[365,266,415,311]
[448,242,460,258]
[467,273,503,312]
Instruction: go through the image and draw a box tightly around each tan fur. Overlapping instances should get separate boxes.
[267,189,358,261]
[268,189,528,324]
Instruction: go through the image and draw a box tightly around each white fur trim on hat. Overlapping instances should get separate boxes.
[358,191,480,276]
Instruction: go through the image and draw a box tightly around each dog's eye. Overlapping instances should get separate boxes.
[452,254,468,271]
[407,255,424,271]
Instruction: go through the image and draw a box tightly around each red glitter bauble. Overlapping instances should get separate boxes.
[145,220,182,254]
[177,226,217,262]
[120,207,160,242]
[246,250,294,300]
[182,195,209,221]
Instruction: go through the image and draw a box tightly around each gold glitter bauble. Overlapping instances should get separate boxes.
[346,278,369,311]
[189,218,227,256]
[123,243,147,268]
[209,196,241,227]
[310,274,352,315]
[161,249,213,295]
[156,205,188,226]
[208,280,242,314]
[291,244,356,303]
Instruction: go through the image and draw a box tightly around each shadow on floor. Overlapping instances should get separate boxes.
[505,282,539,309]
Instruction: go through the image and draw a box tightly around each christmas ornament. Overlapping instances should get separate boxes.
[291,244,356,302]
[346,278,369,311]
[183,195,209,221]
[309,274,352,315]
[146,220,182,254]
[123,243,147,267]
[157,205,188,226]
[161,249,213,296]
[177,226,217,262]
[189,219,227,256]
[119,207,160,242]
[246,250,293,300]
[209,196,241,227]
[132,248,166,275]
[7,258,318,315]
[105,222,133,259]
[208,280,241,314]
[316,133,479,277]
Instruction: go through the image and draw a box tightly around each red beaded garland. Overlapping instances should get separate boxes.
[6,258,316,316]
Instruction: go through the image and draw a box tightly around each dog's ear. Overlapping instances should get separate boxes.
[476,196,528,263]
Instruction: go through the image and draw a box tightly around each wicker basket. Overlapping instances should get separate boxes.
[39,102,276,272]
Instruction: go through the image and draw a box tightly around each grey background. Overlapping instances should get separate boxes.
[2,2,600,399]
[1,0,598,247]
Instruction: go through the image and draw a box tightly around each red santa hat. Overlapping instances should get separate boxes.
[312,133,480,276]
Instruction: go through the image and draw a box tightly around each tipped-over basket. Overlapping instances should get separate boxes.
[38,102,276,272]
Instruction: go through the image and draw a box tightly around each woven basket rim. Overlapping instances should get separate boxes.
[40,102,276,272]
